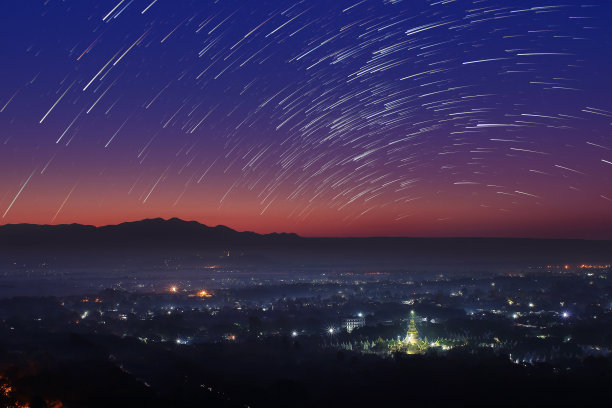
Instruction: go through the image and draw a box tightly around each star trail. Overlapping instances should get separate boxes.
[0,0,611,237]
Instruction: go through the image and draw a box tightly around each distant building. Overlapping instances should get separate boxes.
[344,316,365,333]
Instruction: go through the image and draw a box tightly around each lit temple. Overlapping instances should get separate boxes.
[390,310,428,354]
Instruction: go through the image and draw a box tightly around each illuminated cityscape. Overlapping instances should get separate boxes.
[0,229,611,406]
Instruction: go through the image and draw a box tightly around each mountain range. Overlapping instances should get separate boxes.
[1,217,611,266]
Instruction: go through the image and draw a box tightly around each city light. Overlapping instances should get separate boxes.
[188,289,212,298]
[291,331,298,337]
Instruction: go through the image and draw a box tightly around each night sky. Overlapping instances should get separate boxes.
[1,0,611,238]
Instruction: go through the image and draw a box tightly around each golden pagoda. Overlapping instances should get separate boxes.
[405,310,419,345]
[390,310,428,354]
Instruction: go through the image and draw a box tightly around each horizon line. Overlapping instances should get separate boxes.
[1,217,610,241]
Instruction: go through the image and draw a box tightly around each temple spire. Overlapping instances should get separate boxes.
[405,310,419,345]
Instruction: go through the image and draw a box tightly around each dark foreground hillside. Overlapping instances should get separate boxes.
[1,323,611,408]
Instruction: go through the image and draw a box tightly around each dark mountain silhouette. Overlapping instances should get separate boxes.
[0,217,298,250]
[1,218,611,266]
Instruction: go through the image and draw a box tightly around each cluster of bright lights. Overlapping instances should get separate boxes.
[188,289,212,298]
[578,264,610,269]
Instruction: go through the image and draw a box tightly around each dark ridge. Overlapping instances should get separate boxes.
[1,218,611,265]
[0,218,299,250]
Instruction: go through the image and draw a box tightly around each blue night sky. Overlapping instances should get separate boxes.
[1,0,611,238]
